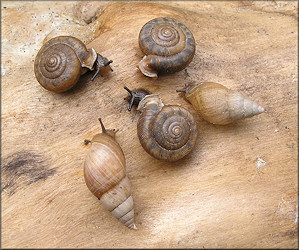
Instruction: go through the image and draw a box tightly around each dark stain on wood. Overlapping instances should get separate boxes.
[1,150,56,196]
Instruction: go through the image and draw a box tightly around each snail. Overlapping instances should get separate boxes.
[124,86,198,162]
[34,36,113,93]
[177,82,265,125]
[83,118,136,229]
[138,17,195,78]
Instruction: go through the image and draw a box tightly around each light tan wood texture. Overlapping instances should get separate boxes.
[1,1,298,248]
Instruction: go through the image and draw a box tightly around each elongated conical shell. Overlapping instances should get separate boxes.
[184,82,264,125]
[100,176,136,229]
[227,91,265,121]
[84,133,136,229]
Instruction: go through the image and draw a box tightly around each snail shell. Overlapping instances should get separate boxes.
[138,17,195,78]
[84,119,136,229]
[34,36,112,93]
[125,87,198,162]
[177,82,265,125]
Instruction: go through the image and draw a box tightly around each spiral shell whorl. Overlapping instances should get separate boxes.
[48,36,96,69]
[40,47,66,79]
[153,106,191,150]
[34,36,97,92]
[137,102,198,162]
[151,23,181,48]
[139,18,187,56]
[34,43,81,92]
[138,17,195,77]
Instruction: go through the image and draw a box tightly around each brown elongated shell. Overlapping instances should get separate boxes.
[84,133,136,229]
[138,17,195,78]
[34,36,97,92]
[182,82,265,125]
[136,95,198,162]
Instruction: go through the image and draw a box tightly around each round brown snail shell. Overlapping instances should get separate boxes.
[124,87,198,162]
[34,36,113,93]
[177,82,265,125]
[84,118,136,229]
[138,17,196,78]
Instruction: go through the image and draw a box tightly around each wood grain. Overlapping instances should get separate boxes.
[1,1,298,248]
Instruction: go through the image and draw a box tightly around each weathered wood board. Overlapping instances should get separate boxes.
[1,1,298,248]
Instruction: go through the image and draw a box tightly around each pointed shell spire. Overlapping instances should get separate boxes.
[84,119,137,229]
[177,82,264,125]
[227,91,265,121]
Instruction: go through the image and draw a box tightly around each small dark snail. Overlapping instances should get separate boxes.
[138,17,196,78]
[124,86,198,162]
[177,82,265,125]
[34,36,113,93]
[84,118,136,229]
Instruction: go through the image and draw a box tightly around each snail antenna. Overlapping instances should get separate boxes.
[176,88,187,93]
[84,139,91,145]
[91,55,114,81]
[176,82,194,93]
[124,86,133,95]
[128,97,135,111]
[104,60,113,67]
[91,54,103,81]
[124,86,136,111]
[98,118,107,133]
[104,59,113,72]
[124,86,151,111]
[91,67,100,81]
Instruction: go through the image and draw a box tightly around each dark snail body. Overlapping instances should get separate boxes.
[138,17,195,78]
[124,87,151,111]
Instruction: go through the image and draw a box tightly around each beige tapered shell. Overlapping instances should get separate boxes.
[100,176,136,229]
[183,82,264,125]
[84,133,136,229]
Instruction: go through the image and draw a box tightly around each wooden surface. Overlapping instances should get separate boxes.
[1,1,298,248]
